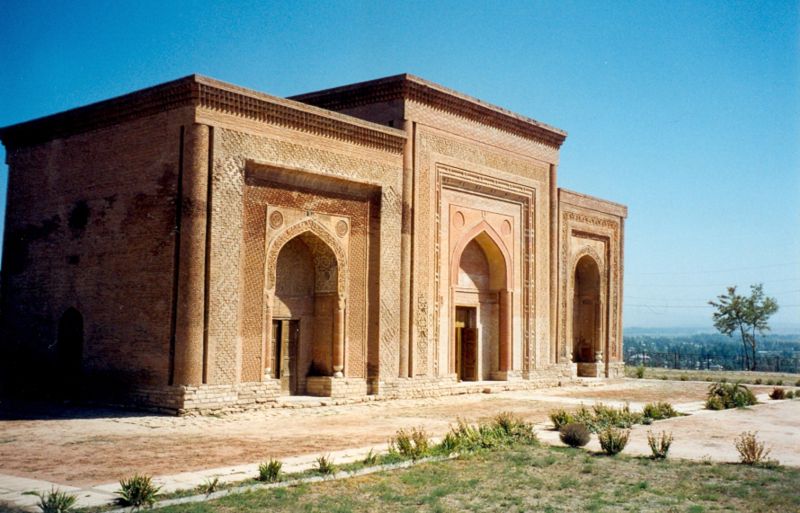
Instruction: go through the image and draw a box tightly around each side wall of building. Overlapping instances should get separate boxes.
[558,189,626,378]
[1,107,195,398]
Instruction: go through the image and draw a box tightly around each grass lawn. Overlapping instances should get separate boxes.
[150,444,799,513]
[625,366,800,386]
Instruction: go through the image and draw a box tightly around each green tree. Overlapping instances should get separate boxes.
[709,284,778,371]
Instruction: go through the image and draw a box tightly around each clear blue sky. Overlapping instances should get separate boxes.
[1,0,798,330]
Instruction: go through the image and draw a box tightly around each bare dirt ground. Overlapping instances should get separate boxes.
[0,379,789,487]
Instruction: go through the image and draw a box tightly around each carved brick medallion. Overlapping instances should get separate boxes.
[269,210,284,230]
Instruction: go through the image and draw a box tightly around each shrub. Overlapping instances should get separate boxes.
[598,427,630,455]
[258,459,282,482]
[635,365,645,379]
[735,431,771,465]
[389,427,430,460]
[647,430,674,459]
[769,387,785,400]
[492,412,539,445]
[786,390,795,399]
[116,474,160,509]
[766,379,774,385]
[706,396,725,410]
[549,409,574,430]
[200,477,219,495]
[315,454,337,475]
[679,374,688,381]
[642,401,678,421]
[706,381,757,410]
[26,488,77,513]
[660,375,668,380]
[776,379,783,386]
[559,423,591,448]
[754,378,763,384]
[796,379,800,387]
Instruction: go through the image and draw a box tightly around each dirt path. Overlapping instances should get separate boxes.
[0,380,738,486]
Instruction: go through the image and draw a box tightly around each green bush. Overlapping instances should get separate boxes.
[565,403,643,433]
[635,365,645,379]
[389,427,431,460]
[115,474,160,509]
[598,427,630,455]
[679,374,688,381]
[734,431,771,465]
[786,390,795,399]
[642,401,679,421]
[647,430,674,459]
[492,412,539,445]
[441,414,537,453]
[549,408,574,430]
[315,454,337,475]
[754,378,763,384]
[776,379,783,386]
[769,387,785,400]
[706,396,725,410]
[559,423,591,448]
[795,379,800,387]
[26,488,77,513]
[766,379,774,385]
[705,381,757,410]
[258,459,282,482]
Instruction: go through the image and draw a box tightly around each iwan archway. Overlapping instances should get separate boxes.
[266,222,347,396]
[450,224,513,381]
[572,254,604,377]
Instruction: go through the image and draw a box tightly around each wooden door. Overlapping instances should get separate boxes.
[462,327,478,381]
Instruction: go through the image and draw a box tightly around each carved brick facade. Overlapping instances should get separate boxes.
[0,74,626,413]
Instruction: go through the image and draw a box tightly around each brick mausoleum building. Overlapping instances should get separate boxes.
[0,74,627,413]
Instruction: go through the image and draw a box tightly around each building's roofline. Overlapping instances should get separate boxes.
[559,188,628,218]
[291,73,568,149]
[0,75,407,153]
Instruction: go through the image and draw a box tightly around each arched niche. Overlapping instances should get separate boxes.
[572,254,602,375]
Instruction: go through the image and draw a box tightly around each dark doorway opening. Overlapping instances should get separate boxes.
[455,306,478,381]
[273,319,300,395]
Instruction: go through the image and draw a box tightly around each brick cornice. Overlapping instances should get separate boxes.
[291,74,568,149]
[0,75,406,153]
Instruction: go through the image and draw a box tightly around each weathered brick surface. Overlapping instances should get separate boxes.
[2,107,195,396]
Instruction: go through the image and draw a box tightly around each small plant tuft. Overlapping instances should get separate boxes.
[362,448,378,465]
[258,458,282,482]
[776,379,783,386]
[786,390,795,399]
[647,430,674,459]
[679,374,688,381]
[559,422,591,448]
[598,427,630,455]
[635,365,645,379]
[642,401,678,421]
[315,454,337,475]
[754,378,763,384]
[200,477,219,495]
[769,387,785,400]
[795,379,800,387]
[734,431,771,465]
[25,487,77,513]
[116,474,160,509]
[766,379,774,385]
[549,409,574,430]
[389,427,430,460]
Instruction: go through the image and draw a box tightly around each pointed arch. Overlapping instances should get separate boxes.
[450,220,512,289]
[265,218,347,297]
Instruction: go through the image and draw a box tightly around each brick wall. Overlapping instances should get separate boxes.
[1,107,195,397]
